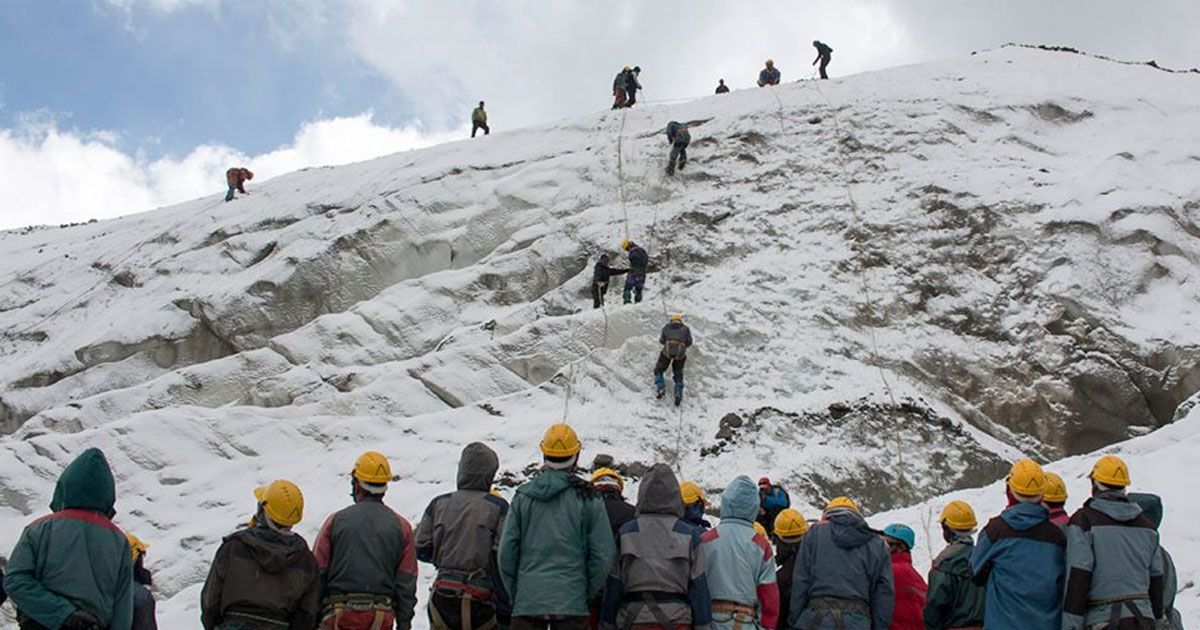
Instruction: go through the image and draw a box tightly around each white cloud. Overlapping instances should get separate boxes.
[0,113,464,230]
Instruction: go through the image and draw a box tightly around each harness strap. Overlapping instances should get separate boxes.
[227,611,290,627]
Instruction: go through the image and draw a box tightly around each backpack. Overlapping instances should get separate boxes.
[663,339,687,359]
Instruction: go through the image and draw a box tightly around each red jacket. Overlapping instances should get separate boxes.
[1048,505,1069,527]
[890,551,927,630]
[226,167,253,191]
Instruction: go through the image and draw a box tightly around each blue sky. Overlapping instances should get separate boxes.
[0,0,413,157]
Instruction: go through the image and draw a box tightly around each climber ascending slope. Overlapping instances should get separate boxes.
[225,167,253,202]
[665,121,690,176]
[758,59,781,87]
[591,253,628,309]
[612,67,630,109]
[813,41,833,79]
[620,239,649,304]
[655,313,693,406]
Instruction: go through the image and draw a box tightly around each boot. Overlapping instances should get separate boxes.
[674,394,682,407]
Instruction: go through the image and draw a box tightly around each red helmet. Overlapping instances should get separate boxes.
[758,477,770,487]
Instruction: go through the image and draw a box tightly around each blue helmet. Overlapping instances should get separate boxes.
[882,523,916,551]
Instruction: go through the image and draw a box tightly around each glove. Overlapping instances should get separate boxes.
[61,610,103,630]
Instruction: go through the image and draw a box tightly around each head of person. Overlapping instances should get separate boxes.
[50,447,117,519]
[244,169,254,180]
[669,313,683,325]
[256,479,304,531]
[633,66,641,74]
[765,59,774,68]
[1127,493,1163,530]
[1089,454,1130,495]
[600,253,610,264]
[637,464,682,517]
[882,523,916,554]
[621,238,634,251]
[1006,458,1047,504]
[773,508,808,544]
[479,101,485,108]
[939,499,978,542]
[680,481,708,523]
[822,496,860,521]
[1043,472,1068,508]
[812,40,820,47]
[458,442,499,492]
[352,451,392,500]
[758,476,771,493]
[719,79,725,85]
[540,422,582,470]
[623,65,631,72]
[590,467,624,496]
[720,476,761,523]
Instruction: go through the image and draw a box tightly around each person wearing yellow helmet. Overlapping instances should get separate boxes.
[201,479,322,630]
[416,442,510,630]
[772,508,808,628]
[655,313,693,406]
[125,533,157,630]
[1043,471,1069,528]
[924,501,985,629]
[969,459,1066,629]
[312,451,417,630]
[679,481,712,530]
[620,239,650,304]
[1061,455,1165,628]
[789,495,893,629]
[498,423,614,625]
[590,467,636,538]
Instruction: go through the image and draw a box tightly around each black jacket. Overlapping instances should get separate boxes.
[599,489,637,539]
[593,262,628,285]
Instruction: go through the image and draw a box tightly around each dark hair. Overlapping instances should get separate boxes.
[479,101,485,106]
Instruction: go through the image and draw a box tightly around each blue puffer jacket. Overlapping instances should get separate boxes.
[970,502,1066,630]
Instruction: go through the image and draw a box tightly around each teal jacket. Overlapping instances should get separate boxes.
[923,535,985,629]
[498,468,615,616]
[4,448,133,629]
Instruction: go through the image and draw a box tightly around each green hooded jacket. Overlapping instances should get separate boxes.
[923,536,985,630]
[498,468,614,617]
[4,448,133,630]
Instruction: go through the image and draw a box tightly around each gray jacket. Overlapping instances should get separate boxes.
[600,464,712,630]
[1063,491,1164,628]
[415,443,508,586]
[789,509,894,630]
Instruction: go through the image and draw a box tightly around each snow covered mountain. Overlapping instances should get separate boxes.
[1,45,1198,626]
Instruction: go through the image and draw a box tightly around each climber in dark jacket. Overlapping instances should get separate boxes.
[600,464,713,630]
[624,66,642,107]
[715,79,729,94]
[5,448,134,630]
[813,41,833,79]
[1128,492,1183,628]
[621,240,650,304]
[591,468,636,538]
[201,479,322,630]
[772,509,808,628]
[789,497,894,630]
[613,68,630,109]
[655,314,693,406]
[681,481,712,531]
[127,533,158,630]
[416,443,510,630]
[314,452,418,630]
[591,254,628,309]
[923,501,985,630]
[758,59,781,87]
[665,121,691,176]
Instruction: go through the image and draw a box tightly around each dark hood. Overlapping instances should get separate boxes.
[1001,501,1050,531]
[1128,493,1163,529]
[233,527,307,574]
[827,509,877,549]
[637,464,682,516]
[457,442,499,491]
[50,448,116,516]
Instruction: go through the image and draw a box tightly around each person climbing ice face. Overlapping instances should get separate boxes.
[621,240,650,304]
[665,121,691,176]
[591,253,628,309]
[655,314,693,407]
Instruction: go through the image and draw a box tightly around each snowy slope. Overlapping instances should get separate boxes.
[0,46,1199,627]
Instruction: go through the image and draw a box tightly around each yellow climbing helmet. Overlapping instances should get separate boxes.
[940,500,978,531]
[540,423,582,458]
[680,481,708,506]
[669,313,683,323]
[590,467,624,491]
[125,532,149,561]
[353,451,393,484]
[1043,472,1068,503]
[774,508,809,539]
[261,479,305,527]
[753,521,768,538]
[824,496,860,514]
[1091,454,1130,488]
[620,239,633,251]
[1007,459,1047,497]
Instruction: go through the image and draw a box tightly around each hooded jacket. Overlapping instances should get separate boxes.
[788,508,894,630]
[600,464,712,630]
[1062,492,1163,628]
[599,488,637,539]
[922,533,985,630]
[626,245,650,276]
[498,468,615,617]
[4,448,134,630]
[889,551,926,630]
[1129,493,1183,628]
[970,501,1066,630]
[700,476,780,630]
[200,525,322,630]
[313,493,418,628]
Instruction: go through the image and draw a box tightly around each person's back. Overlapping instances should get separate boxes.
[789,498,893,629]
[597,485,636,538]
[498,424,614,626]
[661,321,692,358]
[600,464,712,629]
[701,475,779,630]
[1129,493,1183,628]
[1063,457,1163,628]
[923,501,984,630]
[4,448,133,630]
[716,79,729,94]
[627,244,649,273]
[969,461,1066,630]
[417,443,508,630]
[201,480,321,630]
[880,525,925,630]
